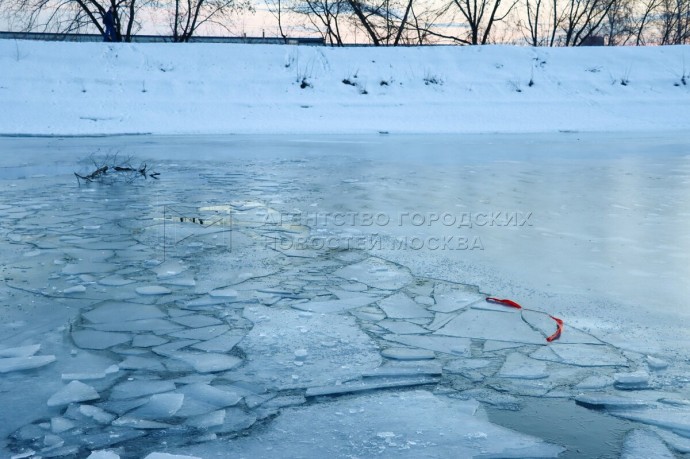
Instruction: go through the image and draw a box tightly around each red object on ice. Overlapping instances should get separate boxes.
[484,297,564,342]
[546,316,564,342]
[485,297,523,309]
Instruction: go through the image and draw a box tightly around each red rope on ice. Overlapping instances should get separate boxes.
[485,297,523,309]
[546,316,564,342]
[484,297,564,343]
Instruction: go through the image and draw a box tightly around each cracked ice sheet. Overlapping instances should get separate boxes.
[435,308,546,345]
[189,235,281,294]
[382,334,471,356]
[377,292,433,319]
[621,429,675,459]
[239,305,381,390]
[531,344,628,367]
[610,406,690,437]
[497,353,548,380]
[333,257,413,291]
[520,310,602,344]
[170,391,564,458]
[291,294,381,314]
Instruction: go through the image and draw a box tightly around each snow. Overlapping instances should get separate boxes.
[2,42,690,136]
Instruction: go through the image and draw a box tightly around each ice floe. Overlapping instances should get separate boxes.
[47,381,100,406]
[610,406,690,437]
[170,391,563,458]
[83,302,166,323]
[135,286,172,295]
[574,393,649,409]
[0,355,56,373]
[497,353,549,380]
[614,370,651,390]
[171,352,243,373]
[377,292,433,319]
[621,429,675,459]
[110,380,176,400]
[333,257,413,291]
[436,309,545,344]
[532,344,628,367]
[381,347,435,360]
[72,330,131,350]
[240,305,380,389]
[382,334,471,356]
[0,344,41,358]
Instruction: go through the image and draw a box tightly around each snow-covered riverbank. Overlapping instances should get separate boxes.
[1,40,689,135]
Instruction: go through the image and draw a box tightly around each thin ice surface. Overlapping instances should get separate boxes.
[3,134,690,458]
[170,391,564,458]
[240,305,381,389]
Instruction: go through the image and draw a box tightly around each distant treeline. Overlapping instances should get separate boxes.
[0,0,688,46]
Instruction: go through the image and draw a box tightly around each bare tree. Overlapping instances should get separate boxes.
[292,0,441,46]
[0,0,143,40]
[291,0,347,45]
[518,0,563,45]
[657,0,690,44]
[558,0,616,45]
[631,0,662,44]
[442,0,519,44]
[522,0,544,45]
[169,0,253,41]
[601,0,636,44]
[345,0,383,44]
[264,0,290,42]
[387,0,449,44]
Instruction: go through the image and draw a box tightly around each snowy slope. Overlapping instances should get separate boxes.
[1,40,689,135]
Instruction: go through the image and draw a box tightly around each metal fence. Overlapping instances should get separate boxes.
[0,31,324,45]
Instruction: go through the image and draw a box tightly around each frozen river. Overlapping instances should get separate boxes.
[1,133,689,458]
